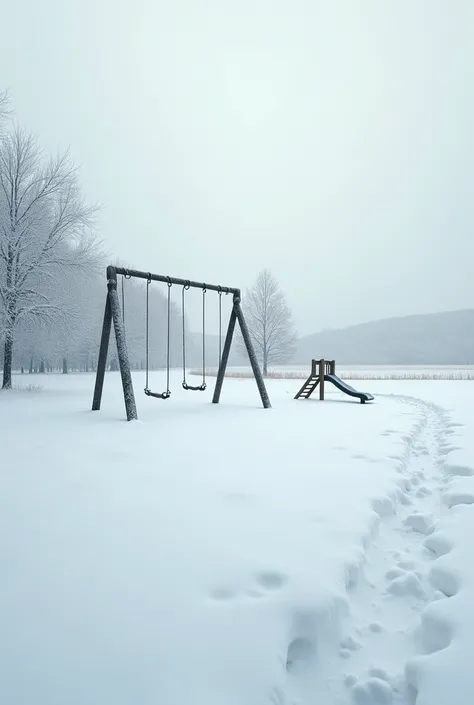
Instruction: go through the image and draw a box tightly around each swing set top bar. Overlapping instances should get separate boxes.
[109,265,240,297]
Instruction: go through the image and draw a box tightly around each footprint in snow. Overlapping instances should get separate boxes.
[368,667,391,683]
[445,464,474,477]
[416,486,431,498]
[255,570,288,591]
[210,570,288,603]
[403,513,434,535]
[368,622,384,634]
[439,445,461,456]
[351,677,394,704]
[386,572,425,600]
[286,637,314,673]
[340,635,362,652]
[209,587,236,601]
[385,567,405,581]
[371,497,395,518]
[445,490,474,509]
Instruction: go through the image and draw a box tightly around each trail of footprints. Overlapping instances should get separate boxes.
[284,398,472,705]
[207,398,472,705]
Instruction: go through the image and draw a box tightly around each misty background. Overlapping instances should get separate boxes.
[1,0,473,348]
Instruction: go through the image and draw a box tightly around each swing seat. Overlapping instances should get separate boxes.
[182,382,207,392]
[144,388,171,399]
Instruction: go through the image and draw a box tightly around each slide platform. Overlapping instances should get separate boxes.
[324,374,374,403]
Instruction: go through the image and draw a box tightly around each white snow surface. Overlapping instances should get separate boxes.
[1,372,474,704]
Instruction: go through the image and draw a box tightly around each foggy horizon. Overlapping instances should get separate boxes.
[2,0,473,337]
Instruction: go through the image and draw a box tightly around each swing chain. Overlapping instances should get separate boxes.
[121,271,132,325]
[217,286,223,366]
[144,274,172,400]
[182,283,207,391]
[182,285,187,385]
[201,286,207,389]
[164,278,172,396]
[121,275,125,326]
[144,276,151,395]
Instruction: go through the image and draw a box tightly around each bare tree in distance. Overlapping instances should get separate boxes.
[0,125,101,388]
[0,90,11,129]
[238,269,297,376]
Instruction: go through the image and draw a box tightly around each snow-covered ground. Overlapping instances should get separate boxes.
[1,371,473,704]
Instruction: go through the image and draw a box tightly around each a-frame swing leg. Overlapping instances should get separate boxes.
[212,306,237,405]
[92,269,138,421]
[235,301,271,409]
[213,296,271,409]
[92,292,112,411]
[108,275,138,421]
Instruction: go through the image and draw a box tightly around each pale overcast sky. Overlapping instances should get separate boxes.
[2,0,473,335]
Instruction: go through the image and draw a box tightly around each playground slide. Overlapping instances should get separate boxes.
[324,374,374,403]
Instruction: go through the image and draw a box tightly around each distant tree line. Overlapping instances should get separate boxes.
[0,90,193,386]
[1,270,189,377]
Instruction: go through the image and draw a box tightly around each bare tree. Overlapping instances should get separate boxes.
[0,125,100,388]
[239,269,296,376]
[0,90,11,130]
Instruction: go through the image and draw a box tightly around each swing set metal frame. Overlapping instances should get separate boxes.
[91,265,271,420]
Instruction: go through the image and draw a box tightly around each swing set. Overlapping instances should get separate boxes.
[92,265,271,420]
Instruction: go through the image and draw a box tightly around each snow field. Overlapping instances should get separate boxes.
[0,373,473,704]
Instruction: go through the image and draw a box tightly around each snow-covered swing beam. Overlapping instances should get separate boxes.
[91,265,271,420]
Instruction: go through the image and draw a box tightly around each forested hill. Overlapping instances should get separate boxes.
[295,309,474,365]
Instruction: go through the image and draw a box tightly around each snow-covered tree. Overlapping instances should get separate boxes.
[0,125,100,388]
[239,269,296,376]
[0,90,11,132]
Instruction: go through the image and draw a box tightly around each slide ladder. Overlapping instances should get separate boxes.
[294,375,319,400]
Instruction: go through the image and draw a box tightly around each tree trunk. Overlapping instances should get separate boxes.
[2,333,13,389]
[62,357,68,374]
[263,340,268,377]
[40,361,45,373]
[29,357,34,374]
